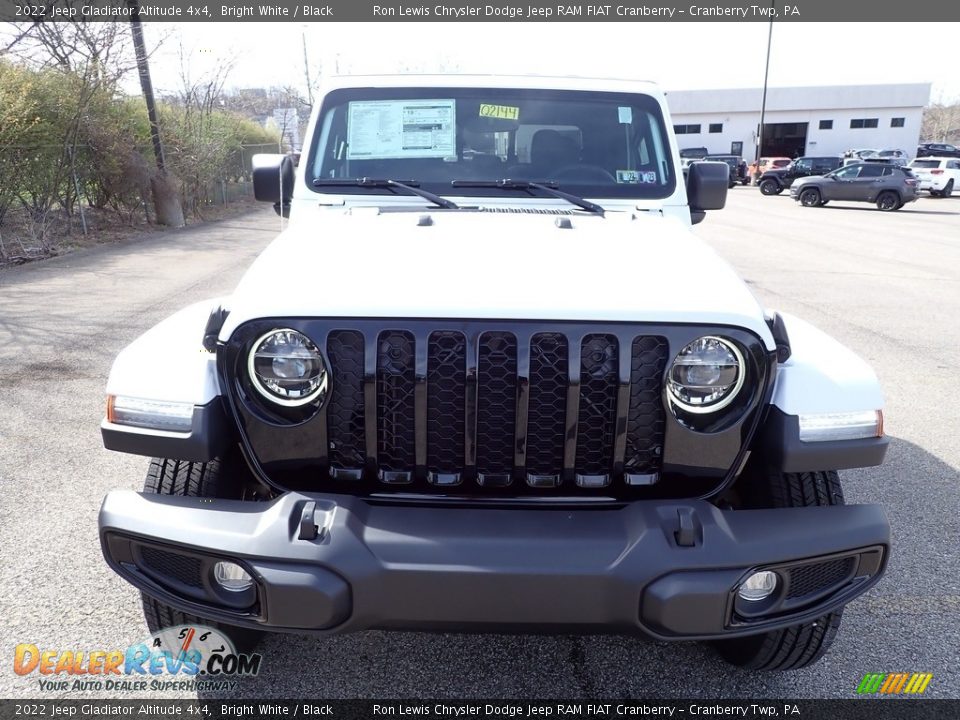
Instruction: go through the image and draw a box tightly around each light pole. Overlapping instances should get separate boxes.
[756,9,774,166]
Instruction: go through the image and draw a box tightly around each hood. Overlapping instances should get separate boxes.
[220,208,774,348]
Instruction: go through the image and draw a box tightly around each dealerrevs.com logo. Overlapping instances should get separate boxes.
[14,625,262,693]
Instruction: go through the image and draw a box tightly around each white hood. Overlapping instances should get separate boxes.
[220,208,774,349]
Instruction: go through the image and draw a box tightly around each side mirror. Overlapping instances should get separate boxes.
[252,154,295,217]
[686,161,728,225]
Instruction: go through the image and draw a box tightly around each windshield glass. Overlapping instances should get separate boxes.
[308,87,676,200]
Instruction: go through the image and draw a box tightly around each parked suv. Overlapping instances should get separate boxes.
[747,156,791,185]
[98,75,890,673]
[908,157,960,197]
[705,154,749,188]
[916,142,960,159]
[790,162,919,210]
[758,156,843,195]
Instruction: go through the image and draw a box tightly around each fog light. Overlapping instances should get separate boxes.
[214,562,253,591]
[738,571,778,601]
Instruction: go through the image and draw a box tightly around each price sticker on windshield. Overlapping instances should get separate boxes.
[479,104,520,120]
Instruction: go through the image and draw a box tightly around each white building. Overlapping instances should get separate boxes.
[666,83,930,159]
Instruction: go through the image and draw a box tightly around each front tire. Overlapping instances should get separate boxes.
[798,188,821,207]
[140,456,265,652]
[713,469,845,671]
[759,179,779,196]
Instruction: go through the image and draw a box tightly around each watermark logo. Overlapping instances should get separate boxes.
[857,673,933,695]
[13,624,262,693]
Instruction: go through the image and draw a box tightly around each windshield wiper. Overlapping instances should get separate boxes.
[450,179,604,216]
[313,177,459,209]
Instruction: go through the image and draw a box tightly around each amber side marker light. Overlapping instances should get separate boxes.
[105,394,194,433]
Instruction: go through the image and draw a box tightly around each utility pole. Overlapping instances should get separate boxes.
[302,27,314,106]
[756,11,774,166]
[128,0,184,227]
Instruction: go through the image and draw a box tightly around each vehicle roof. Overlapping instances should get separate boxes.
[319,74,663,95]
[910,156,953,161]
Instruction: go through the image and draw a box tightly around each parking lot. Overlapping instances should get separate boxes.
[1,188,958,700]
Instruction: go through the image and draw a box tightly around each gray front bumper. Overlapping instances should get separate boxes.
[99,491,889,640]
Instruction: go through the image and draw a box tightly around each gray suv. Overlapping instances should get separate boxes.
[790,162,919,211]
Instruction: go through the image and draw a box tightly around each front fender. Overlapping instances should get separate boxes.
[762,313,887,472]
[102,299,231,462]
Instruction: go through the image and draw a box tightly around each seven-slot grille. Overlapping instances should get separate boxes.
[321,328,668,490]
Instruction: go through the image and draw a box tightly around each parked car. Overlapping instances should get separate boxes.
[843,148,881,160]
[758,156,844,195]
[790,162,919,211]
[705,154,749,188]
[916,142,960,159]
[907,157,960,197]
[747,156,791,184]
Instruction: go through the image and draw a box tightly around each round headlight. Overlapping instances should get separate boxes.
[666,336,745,414]
[248,329,328,407]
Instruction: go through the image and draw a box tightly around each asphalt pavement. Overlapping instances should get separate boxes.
[1,190,958,700]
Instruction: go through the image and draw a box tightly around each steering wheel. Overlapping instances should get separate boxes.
[550,164,618,183]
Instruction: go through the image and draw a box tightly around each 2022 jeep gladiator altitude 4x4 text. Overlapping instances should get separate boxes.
[99,76,890,672]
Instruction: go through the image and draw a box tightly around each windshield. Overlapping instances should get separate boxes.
[308,87,676,200]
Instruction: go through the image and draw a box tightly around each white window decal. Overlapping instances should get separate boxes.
[347,99,456,160]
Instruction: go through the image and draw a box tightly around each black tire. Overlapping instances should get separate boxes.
[759,179,779,196]
[876,191,900,211]
[798,188,821,207]
[713,470,845,671]
[140,456,265,652]
[942,180,954,198]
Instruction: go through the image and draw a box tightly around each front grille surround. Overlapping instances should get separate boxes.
[222,320,772,500]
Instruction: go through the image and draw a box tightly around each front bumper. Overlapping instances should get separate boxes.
[99,491,889,641]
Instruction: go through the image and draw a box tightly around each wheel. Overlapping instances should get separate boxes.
[741,178,751,186]
[759,179,779,195]
[942,180,954,198]
[798,188,821,207]
[713,469,846,671]
[140,456,265,652]
[876,191,900,211]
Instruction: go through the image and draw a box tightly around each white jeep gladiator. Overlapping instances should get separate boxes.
[98,75,890,671]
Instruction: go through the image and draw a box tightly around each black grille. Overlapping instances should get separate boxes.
[625,337,669,474]
[377,331,415,472]
[787,557,855,599]
[327,330,366,471]
[141,547,204,588]
[312,327,669,491]
[576,334,619,476]
[426,331,466,477]
[526,333,568,476]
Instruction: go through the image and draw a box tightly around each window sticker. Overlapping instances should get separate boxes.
[347,99,456,159]
[617,170,658,184]
[618,106,633,124]
[479,103,520,120]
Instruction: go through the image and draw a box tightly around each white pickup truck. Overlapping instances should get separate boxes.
[98,74,890,672]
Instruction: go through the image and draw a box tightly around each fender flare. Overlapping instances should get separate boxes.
[102,298,232,462]
[761,313,888,472]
